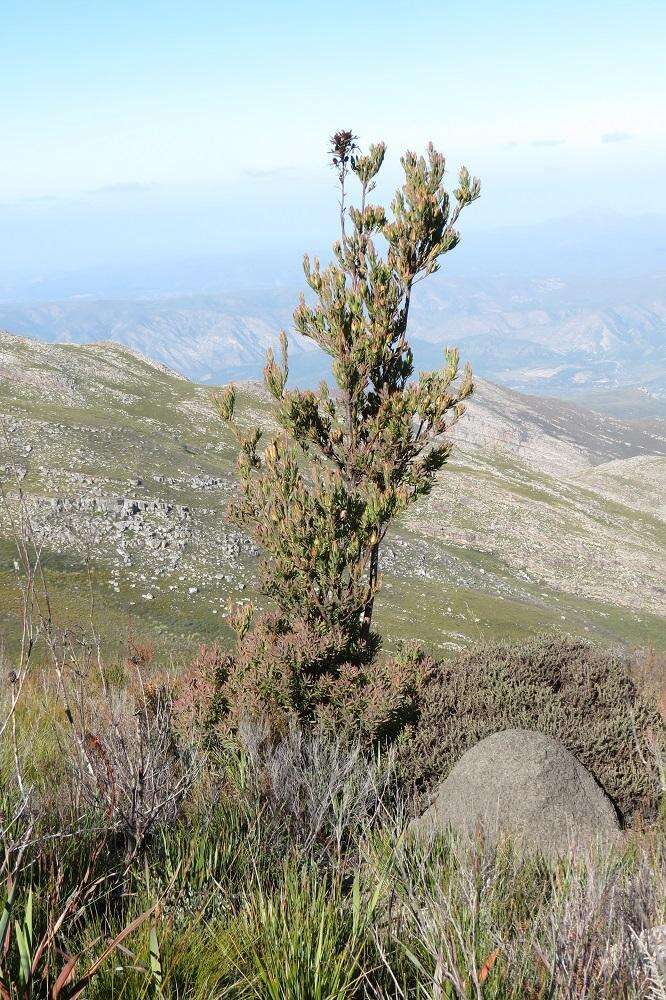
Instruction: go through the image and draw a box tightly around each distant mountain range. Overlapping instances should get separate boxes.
[0,271,664,415]
[0,211,664,414]
[408,272,666,412]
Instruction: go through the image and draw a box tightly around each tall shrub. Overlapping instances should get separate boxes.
[216,132,479,662]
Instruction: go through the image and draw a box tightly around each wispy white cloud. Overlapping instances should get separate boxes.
[243,166,294,180]
[601,131,634,143]
[89,181,159,194]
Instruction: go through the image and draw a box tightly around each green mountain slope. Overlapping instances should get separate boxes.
[1,330,664,660]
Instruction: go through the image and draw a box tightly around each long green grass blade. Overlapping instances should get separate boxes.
[149,923,163,986]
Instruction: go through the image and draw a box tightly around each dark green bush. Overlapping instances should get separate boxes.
[395,633,663,824]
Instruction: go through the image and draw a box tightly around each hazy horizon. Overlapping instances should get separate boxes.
[2,208,665,305]
[3,1,666,279]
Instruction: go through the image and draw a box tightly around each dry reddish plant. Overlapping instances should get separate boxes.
[205,610,425,751]
[170,642,219,735]
[397,635,664,824]
[71,678,198,858]
[125,627,156,668]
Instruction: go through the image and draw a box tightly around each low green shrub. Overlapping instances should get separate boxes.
[394,633,664,824]
[198,865,377,999]
[2,685,664,997]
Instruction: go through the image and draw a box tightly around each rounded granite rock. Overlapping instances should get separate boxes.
[409,728,623,857]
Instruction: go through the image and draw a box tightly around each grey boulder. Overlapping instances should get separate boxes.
[410,729,622,857]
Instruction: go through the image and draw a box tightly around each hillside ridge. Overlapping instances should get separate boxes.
[3,327,664,469]
[1,330,664,655]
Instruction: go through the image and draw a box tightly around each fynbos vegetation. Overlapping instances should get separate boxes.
[0,134,663,997]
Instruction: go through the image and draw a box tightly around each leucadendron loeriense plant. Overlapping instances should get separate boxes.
[216,131,480,667]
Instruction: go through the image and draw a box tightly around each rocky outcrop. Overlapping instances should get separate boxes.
[33,495,191,569]
[410,729,622,857]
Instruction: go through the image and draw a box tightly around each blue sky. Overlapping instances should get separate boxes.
[2,0,665,275]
